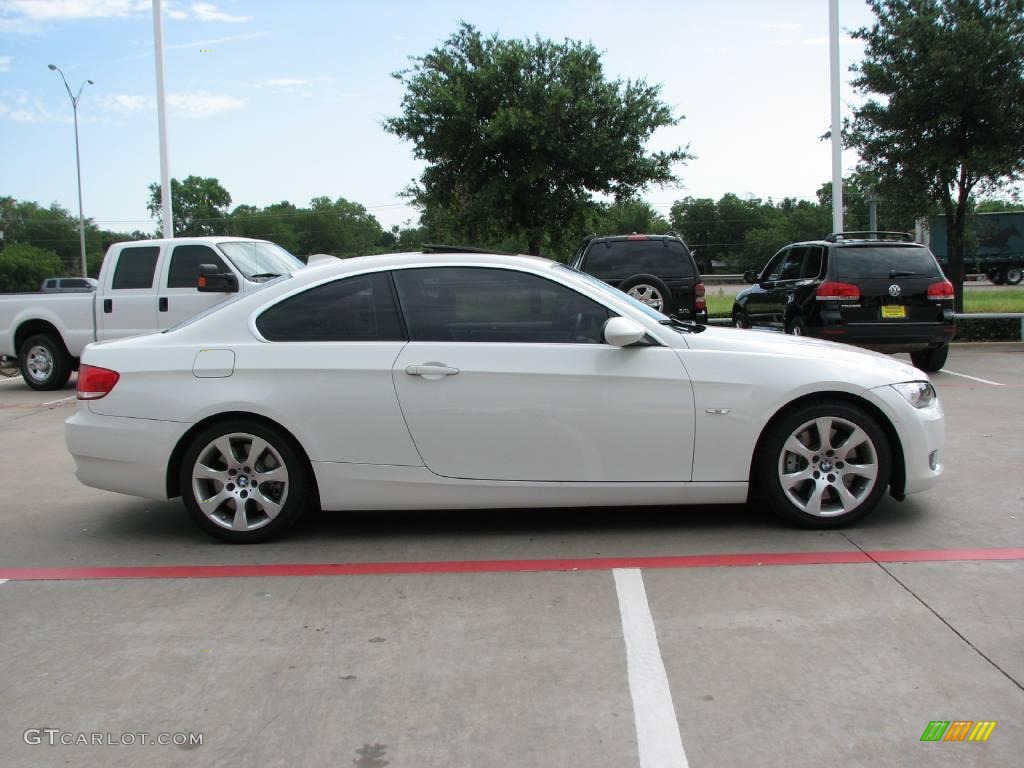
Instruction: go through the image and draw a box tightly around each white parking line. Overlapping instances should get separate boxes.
[613,568,688,768]
[942,370,1004,386]
[41,395,76,406]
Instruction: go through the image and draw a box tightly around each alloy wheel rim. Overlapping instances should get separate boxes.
[191,433,289,531]
[778,416,878,517]
[26,345,53,382]
[628,284,664,311]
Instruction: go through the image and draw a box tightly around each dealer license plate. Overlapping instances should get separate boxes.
[881,305,907,319]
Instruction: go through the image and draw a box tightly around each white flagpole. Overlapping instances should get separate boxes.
[829,0,843,235]
[152,0,174,237]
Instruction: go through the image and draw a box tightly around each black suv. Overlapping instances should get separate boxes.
[569,233,707,321]
[732,232,955,372]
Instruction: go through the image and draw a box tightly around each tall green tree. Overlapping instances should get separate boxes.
[147,175,232,237]
[847,0,1024,311]
[0,243,64,292]
[592,200,670,238]
[385,23,691,255]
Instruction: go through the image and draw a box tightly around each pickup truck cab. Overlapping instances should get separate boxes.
[0,237,303,389]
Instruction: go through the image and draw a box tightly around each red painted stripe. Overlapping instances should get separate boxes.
[0,548,1021,582]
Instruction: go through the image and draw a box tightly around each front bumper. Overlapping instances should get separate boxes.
[65,406,190,500]
[867,383,945,496]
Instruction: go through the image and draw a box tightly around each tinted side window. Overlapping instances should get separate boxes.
[112,246,160,289]
[803,246,824,278]
[584,241,694,278]
[393,267,612,343]
[62,278,88,288]
[763,249,789,281]
[168,245,229,288]
[779,248,805,281]
[256,272,403,342]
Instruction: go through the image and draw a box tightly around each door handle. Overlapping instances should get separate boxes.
[103,299,112,314]
[405,364,459,377]
[159,297,168,312]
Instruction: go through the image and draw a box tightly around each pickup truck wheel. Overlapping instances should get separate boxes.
[1005,268,1022,286]
[910,344,949,373]
[759,401,892,529]
[180,420,311,543]
[19,334,72,391]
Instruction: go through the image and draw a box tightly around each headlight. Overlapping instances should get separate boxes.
[891,381,937,409]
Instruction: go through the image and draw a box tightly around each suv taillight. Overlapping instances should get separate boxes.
[816,281,861,301]
[927,280,954,300]
[77,364,120,400]
[694,281,706,312]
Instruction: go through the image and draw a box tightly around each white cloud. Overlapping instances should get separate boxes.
[167,90,245,118]
[190,2,248,23]
[762,23,801,31]
[0,55,10,72]
[0,88,63,122]
[98,93,147,112]
[0,0,148,20]
[253,77,310,88]
[165,30,266,50]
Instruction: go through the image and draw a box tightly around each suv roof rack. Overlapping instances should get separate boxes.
[824,231,914,243]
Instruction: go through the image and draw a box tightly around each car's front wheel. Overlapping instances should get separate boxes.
[1005,267,1022,286]
[759,401,892,529]
[732,307,750,328]
[180,420,310,543]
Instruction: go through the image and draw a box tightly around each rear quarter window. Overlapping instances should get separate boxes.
[834,246,943,280]
[584,241,695,279]
[111,246,160,289]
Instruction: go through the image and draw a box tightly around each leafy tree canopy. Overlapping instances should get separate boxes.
[385,23,691,254]
[147,175,232,237]
[0,243,64,293]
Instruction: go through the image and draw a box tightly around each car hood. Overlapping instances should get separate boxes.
[682,326,924,386]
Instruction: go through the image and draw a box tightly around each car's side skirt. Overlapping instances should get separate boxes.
[312,461,748,510]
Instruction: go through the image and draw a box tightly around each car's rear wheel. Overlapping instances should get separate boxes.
[910,344,949,373]
[619,274,675,315]
[1006,267,1022,285]
[759,401,891,529]
[180,420,310,543]
[19,333,72,391]
[785,317,808,336]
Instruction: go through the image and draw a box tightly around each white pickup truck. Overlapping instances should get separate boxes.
[0,236,304,390]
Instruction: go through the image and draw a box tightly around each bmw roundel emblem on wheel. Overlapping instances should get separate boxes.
[64,250,945,542]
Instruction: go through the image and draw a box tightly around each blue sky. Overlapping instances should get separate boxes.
[0,0,875,234]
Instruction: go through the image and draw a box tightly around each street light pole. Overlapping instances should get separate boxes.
[48,65,93,278]
[828,0,843,235]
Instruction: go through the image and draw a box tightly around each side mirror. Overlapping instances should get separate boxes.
[604,317,647,347]
[197,263,238,293]
[743,270,757,284]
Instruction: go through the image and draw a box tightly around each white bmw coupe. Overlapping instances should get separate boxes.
[66,252,944,542]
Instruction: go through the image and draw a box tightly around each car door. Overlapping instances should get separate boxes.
[760,247,805,328]
[97,244,162,341]
[390,266,695,482]
[745,249,787,326]
[157,243,241,330]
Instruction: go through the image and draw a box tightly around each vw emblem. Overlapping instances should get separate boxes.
[888,284,902,297]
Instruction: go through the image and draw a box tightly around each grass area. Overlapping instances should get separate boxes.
[702,287,1024,318]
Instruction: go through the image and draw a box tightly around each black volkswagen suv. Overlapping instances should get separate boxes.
[569,233,707,322]
[732,232,956,371]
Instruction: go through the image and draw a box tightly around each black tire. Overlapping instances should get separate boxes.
[619,274,676,316]
[179,419,311,543]
[1005,267,1022,286]
[758,400,892,529]
[910,344,949,373]
[732,306,750,329]
[991,269,1007,285]
[19,333,72,391]
[785,317,808,337]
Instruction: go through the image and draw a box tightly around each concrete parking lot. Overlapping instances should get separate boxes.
[1,343,1022,767]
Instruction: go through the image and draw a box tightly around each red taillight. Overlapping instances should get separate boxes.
[816,281,861,301]
[77,364,120,400]
[927,280,954,300]
[694,281,706,297]
[695,297,707,312]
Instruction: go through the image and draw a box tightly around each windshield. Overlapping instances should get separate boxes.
[835,246,943,280]
[554,263,670,322]
[218,241,304,280]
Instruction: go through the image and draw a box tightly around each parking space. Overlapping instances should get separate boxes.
[1,343,1022,766]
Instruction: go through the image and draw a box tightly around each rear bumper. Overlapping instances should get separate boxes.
[65,406,190,500]
[815,322,955,352]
